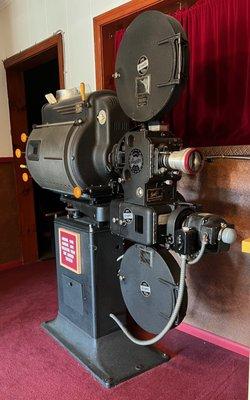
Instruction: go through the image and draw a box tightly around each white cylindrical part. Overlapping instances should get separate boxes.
[167,148,203,174]
[56,88,80,102]
[221,227,237,244]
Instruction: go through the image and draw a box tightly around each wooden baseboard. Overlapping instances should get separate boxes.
[0,157,13,163]
[0,259,22,272]
[178,322,249,358]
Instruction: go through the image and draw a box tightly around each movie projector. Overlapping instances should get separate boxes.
[24,11,236,387]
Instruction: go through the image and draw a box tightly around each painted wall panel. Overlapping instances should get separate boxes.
[27,0,48,45]
[0,0,129,157]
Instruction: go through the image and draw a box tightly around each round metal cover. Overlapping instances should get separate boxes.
[119,244,187,334]
[115,11,188,122]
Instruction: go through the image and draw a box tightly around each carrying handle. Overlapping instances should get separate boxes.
[157,33,187,87]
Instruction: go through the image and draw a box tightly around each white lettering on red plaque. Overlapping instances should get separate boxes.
[59,228,81,274]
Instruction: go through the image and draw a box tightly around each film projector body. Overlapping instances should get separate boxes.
[25,11,236,387]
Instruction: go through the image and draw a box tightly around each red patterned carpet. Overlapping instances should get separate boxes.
[0,260,248,400]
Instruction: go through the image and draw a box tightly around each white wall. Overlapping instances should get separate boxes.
[0,0,128,157]
[0,8,13,157]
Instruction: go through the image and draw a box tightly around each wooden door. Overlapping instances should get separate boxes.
[4,34,64,264]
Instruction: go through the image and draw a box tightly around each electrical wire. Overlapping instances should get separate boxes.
[187,240,207,265]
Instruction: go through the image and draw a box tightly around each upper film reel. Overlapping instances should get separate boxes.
[115,10,188,122]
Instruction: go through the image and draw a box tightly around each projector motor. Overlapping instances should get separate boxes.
[24,10,236,387]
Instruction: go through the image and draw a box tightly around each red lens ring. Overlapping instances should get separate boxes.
[183,148,202,174]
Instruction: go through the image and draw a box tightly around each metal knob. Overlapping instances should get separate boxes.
[221,227,237,244]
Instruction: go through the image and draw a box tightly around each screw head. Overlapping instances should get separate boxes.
[112,72,120,79]
[136,187,144,198]
[104,377,113,387]
[97,110,107,125]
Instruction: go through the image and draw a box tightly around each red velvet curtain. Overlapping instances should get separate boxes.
[114,0,250,146]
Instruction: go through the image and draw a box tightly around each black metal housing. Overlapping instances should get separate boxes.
[115,11,188,122]
[119,244,187,334]
[26,91,130,194]
[43,216,167,387]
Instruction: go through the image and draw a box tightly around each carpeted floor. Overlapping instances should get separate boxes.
[0,260,248,400]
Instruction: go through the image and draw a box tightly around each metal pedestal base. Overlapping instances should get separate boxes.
[42,314,168,388]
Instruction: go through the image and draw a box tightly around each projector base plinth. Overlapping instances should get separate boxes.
[42,314,168,388]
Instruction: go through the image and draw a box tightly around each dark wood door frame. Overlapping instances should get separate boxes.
[93,0,196,90]
[4,34,64,264]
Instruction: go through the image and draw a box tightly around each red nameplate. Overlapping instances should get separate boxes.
[58,228,81,274]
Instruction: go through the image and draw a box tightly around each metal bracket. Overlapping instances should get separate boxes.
[157,33,187,86]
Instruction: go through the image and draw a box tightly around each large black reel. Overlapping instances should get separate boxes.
[115,10,188,122]
[119,244,187,335]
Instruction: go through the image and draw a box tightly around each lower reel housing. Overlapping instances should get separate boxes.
[119,245,187,334]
